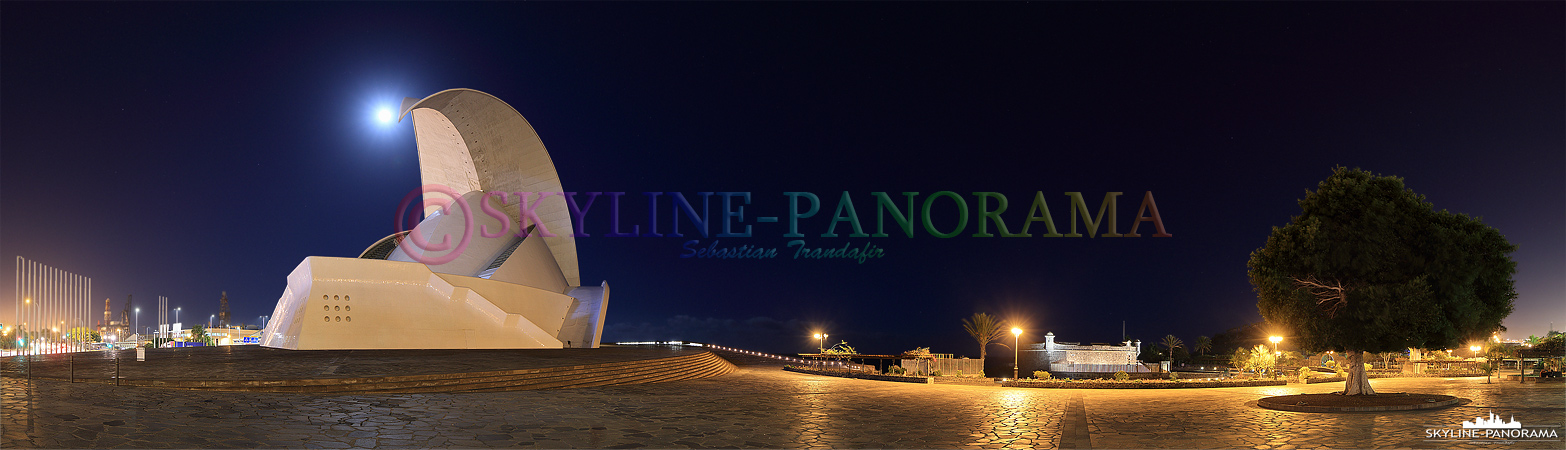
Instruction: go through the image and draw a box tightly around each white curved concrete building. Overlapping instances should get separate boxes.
[261,89,609,350]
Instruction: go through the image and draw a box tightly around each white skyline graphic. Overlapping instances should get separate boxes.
[1462,410,1523,429]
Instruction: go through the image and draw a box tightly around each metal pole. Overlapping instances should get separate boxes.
[43,265,48,355]
[30,259,35,356]
[67,273,72,353]
[13,256,18,354]
[20,258,25,357]
[68,274,74,353]
[29,260,34,356]
[66,273,72,353]
[53,267,58,354]
[47,267,52,354]
[46,266,51,354]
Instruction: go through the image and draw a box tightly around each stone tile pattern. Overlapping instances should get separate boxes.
[4,358,1563,448]
[0,346,703,383]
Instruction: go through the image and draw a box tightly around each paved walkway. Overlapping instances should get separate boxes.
[0,346,703,382]
[3,367,1562,448]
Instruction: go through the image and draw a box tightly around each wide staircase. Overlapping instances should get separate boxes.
[8,350,736,394]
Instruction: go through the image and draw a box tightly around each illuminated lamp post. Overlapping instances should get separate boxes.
[1267,336,1283,378]
[1011,327,1023,380]
[813,333,827,369]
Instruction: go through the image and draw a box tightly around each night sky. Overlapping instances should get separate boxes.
[2,2,1561,356]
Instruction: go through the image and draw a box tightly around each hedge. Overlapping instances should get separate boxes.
[1004,379,1286,389]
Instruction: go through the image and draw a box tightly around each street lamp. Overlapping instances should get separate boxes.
[1269,335,1282,354]
[209,314,215,328]
[1469,344,1480,359]
[812,333,827,370]
[1011,327,1023,379]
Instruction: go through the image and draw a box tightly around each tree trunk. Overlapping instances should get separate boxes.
[1343,350,1376,395]
[979,346,986,377]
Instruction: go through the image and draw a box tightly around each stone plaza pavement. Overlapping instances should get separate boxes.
[3,367,1563,449]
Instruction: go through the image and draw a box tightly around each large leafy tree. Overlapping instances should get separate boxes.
[1248,167,1516,395]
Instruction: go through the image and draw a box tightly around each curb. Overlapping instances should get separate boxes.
[1005,379,1287,389]
[1257,395,1465,413]
[783,367,933,384]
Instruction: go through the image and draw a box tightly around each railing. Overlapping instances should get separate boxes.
[1048,363,1152,373]
[613,341,812,365]
[900,358,983,376]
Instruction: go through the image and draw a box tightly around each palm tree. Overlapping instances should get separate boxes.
[962,313,1008,366]
[1161,335,1184,361]
[1194,336,1212,356]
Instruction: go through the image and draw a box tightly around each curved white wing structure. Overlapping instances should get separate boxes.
[400,89,580,287]
[261,89,609,350]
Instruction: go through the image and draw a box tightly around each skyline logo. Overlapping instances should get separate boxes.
[1425,410,1559,444]
[392,185,1174,264]
[1464,410,1523,429]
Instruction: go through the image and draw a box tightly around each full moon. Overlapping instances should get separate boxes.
[376,108,394,123]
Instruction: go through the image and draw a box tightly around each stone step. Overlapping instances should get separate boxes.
[124,351,737,394]
[367,353,735,394]
[453,353,735,393]
[136,351,706,390]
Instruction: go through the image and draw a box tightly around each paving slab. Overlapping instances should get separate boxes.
[4,363,1563,448]
[0,345,702,383]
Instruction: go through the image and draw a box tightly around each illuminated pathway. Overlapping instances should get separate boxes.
[3,368,1562,448]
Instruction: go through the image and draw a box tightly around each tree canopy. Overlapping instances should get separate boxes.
[1249,167,1516,354]
[962,312,1008,363]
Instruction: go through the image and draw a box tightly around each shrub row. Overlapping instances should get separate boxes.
[930,376,1000,386]
[1003,379,1286,389]
[1304,376,1346,384]
[783,366,932,384]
